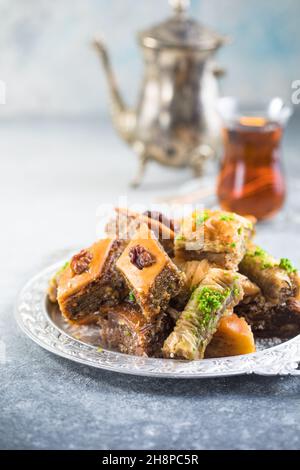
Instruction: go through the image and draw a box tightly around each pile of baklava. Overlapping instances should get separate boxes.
[48,208,300,360]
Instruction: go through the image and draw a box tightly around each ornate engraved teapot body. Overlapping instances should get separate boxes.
[93,0,227,186]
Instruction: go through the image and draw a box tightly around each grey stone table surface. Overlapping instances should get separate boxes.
[1,116,300,450]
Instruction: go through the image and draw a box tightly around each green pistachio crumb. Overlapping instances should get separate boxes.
[261,262,273,270]
[128,291,136,302]
[196,287,230,317]
[175,234,184,241]
[279,258,297,274]
[252,247,266,258]
[220,214,235,222]
[233,284,240,298]
[249,246,275,270]
[195,211,209,226]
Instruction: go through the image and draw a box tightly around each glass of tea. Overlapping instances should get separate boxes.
[217,97,293,221]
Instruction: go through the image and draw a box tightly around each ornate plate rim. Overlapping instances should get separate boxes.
[15,261,300,378]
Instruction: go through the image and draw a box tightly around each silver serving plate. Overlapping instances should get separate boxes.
[15,260,300,378]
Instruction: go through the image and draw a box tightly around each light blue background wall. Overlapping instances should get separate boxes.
[1,0,299,117]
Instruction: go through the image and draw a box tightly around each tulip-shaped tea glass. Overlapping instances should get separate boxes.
[217,97,293,221]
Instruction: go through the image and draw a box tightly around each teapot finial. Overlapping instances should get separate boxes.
[169,0,190,15]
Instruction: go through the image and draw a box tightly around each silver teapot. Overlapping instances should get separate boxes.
[93,0,228,186]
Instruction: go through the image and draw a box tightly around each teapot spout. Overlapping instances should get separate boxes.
[92,37,136,143]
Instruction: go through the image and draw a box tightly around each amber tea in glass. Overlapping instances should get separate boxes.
[217,98,292,221]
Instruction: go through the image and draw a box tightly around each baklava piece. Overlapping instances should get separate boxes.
[175,210,255,270]
[236,247,300,337]
[116,224,185,321]
[238,275,261,304]
[98,303,174,357]
[106,207,176,257]
[142,209,177,257]
[57,238,128,324]
[235,297,300,339]
[170,259,212,310]
[205,313,256,358]
[179,259,212,291]
[163,269,244,360]
[239,244,298,304]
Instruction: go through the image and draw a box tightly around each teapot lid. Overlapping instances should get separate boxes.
[138,0,226,50]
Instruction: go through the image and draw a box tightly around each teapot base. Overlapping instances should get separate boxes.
[130,142,216,188]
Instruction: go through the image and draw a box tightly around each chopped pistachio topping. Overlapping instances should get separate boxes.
[128,291,136,302]
[252,247,267,258]
[248,248,297,274]
[220,214,235,222]
[195,287,230,316]
[193,287,231,328]
[279,258,297,274]
[261,262,274,270]
[195,211,209,226]
[233,284,240,298]
[248,246,275,270]
[238,227,242,235]
[175,233,184,241]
